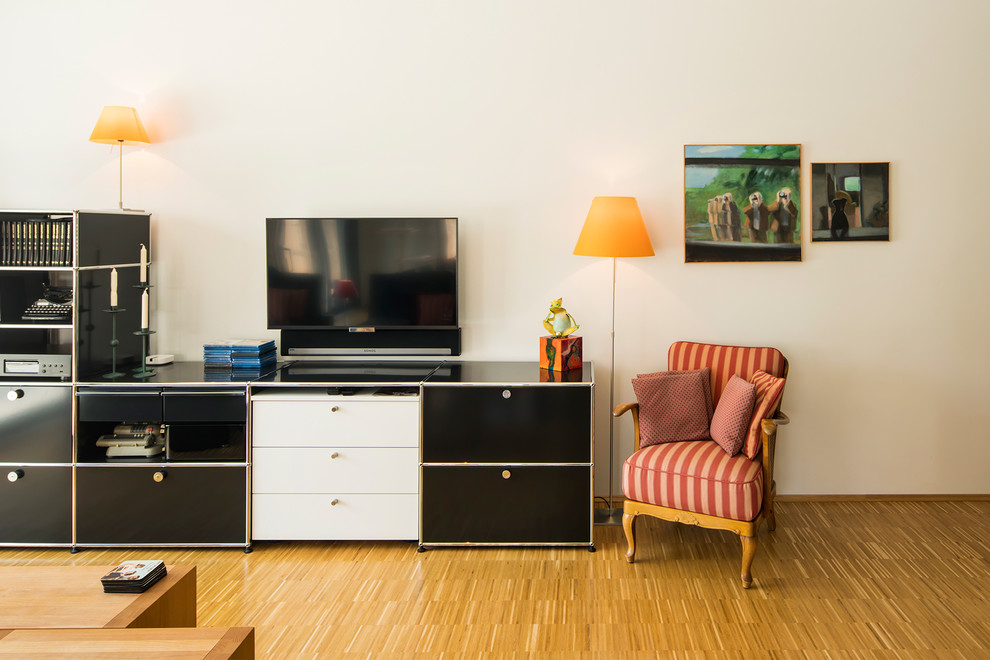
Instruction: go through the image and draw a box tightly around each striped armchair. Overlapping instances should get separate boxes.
[615,341,789,589]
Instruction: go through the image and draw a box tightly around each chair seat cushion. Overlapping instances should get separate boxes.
[622,440,764,522]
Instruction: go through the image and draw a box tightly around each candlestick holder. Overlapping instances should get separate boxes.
[132,282,155,378]
[102,306,126,379]
[132,329,156,378]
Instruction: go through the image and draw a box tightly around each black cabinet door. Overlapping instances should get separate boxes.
[0,385,71,463]
[0,466,71,543]
[162,389,246,423]
[421,465,591,544]
[77,389,162,422]
[422,386,591,463]
[76,466,246,544]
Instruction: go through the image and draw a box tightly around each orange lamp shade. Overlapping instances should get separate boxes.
[89,106,150,145]
[573,196,654,257]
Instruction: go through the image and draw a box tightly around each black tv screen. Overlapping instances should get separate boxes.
[266,217,457,330]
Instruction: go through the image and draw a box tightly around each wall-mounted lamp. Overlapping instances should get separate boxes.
[89,105,150,211]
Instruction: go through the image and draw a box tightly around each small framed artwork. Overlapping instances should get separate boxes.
[684,144,801,262]
[811,162,889,241]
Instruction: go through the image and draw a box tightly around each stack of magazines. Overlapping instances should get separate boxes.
[100,560,167,593]
[204,339,277,377]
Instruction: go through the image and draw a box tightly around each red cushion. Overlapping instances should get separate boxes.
[638,367,713,421]
[709,375,756,456]
[742,370,786,459]
[631,369,712,447]
[622,440,764,522]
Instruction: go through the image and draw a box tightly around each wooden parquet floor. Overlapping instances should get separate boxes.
[1,500,987,658]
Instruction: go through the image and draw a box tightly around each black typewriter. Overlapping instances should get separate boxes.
[21,284,72,322]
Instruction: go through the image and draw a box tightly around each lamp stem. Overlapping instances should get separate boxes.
[608,255,617,510]
[117,140,124,210]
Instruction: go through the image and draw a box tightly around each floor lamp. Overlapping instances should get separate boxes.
[573,196,655,526]
[89,105,150,212]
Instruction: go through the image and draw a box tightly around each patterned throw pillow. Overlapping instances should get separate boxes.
[742,369,787,459]
[631,369,712,447]
[637,367,713,421]
[709,374,757,455]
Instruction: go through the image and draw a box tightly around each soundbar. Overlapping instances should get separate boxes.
[281,328,461,357]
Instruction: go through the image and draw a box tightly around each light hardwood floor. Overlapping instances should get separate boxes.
[1,500,987,658]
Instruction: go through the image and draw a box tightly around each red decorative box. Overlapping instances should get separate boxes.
[540,335,582,371]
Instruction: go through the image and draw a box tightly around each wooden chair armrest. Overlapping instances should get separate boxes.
[613,402,642,451]
[612,402,639,417]
[761,411,788,435]
[760,410,786,524]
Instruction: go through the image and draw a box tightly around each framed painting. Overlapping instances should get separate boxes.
[684,144,801,262]
[811,162,889,241]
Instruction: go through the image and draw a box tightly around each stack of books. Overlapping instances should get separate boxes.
[203,339,277,377]
[100,560,167,593]
[1,216,73,266]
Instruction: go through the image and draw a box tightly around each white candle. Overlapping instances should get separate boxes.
[139,244,148,283]
[110,268,118,307]
[141,289,149,329]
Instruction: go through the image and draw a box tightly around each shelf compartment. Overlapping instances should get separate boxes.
[163,389,246,423]
[253,446,417,494]
[77,389,162,422]
[421,465,591,545]
[75,465,247,545]
[0,384,72,463]
[0,465,71,544]
[422,385,592,463]
[252,493,417,541]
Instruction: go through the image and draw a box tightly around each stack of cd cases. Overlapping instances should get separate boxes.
[100,560,167,593]
[203,339,277,378]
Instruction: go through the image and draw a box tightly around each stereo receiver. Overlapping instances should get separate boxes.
[1,354,71,379]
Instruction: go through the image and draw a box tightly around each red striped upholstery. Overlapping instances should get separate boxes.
[667,341,786,408]
[743,370,787,459]
[622,441,764,522]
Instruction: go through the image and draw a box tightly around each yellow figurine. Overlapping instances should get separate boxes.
[543,298,580,337]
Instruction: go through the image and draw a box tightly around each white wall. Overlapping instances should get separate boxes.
[2,1,988,494]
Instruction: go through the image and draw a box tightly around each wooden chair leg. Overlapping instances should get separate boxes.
[740,534,757,589]
[622,512,637,563]
[766,507,777,532]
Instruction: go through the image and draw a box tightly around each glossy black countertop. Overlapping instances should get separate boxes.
[74,360,274,387]
[61,359,594,387]
[271,360,443,385]
[258,360,593,386]
[423,361,593,385]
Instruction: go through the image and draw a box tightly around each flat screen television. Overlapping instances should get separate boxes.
[266,217,460,356]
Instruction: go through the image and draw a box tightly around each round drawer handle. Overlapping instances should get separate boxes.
[7,469,24,482]
[153,470,167,483]
[330,451,340,459]
[330,498,340,507]
[7,389,24,401]
[502,469,511,479]
[331,406,340,413]
[502,389,511,399]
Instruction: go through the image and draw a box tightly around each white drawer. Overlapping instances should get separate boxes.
[252,447,418,494]
[252,493,418,540]
[252,399,419,448]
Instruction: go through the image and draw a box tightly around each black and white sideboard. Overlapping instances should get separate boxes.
[0,359,594,551]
